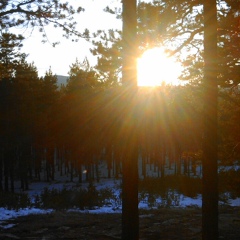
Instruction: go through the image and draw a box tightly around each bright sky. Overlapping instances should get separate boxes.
[18,0,183,85]
[20,0,122,77]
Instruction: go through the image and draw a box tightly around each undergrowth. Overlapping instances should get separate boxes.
[139,175,202,198]
[0,191,31,210]
[0,173,239,210]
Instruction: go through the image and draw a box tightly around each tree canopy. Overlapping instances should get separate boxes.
[0,0,86,45]
[94,0,240,87]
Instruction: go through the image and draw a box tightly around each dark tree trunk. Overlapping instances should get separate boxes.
[187,157,191,178]
[4,146,16,192]
[35,149,41,181]
[9,148,15,192]
[122,139,139,240]
[155,149,161,178]
[60,148,63,176]
[46,161,50,182]
[114,145,122,179]
[46,146,54,181]
[78,163,82,183]
[161,143,166,178]
[183,156,188,175]
[176,146,181,176]
[86,163,92,182]
[121,0,139,239]
[112,154,115,177]
[168,149,172,170]
[70,161,74,182]
[20,145,30,190]
[51,159,55,181]
[192,158,197,176]
[95,159,100,182]
[25,177,29,190]
[106,145,112,179]
[10,166,14,192]
[174,162,177,175]
[65,150,70,176]
[91,161,95,181]
[141,150,146,179]
[4,158,9,192]
[28,149,33,181]
[202,0,218,239]
[0,150,3,191]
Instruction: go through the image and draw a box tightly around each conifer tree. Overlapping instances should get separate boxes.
[202,0,218,239]
[121,0,139,239]
[0,0,86,44]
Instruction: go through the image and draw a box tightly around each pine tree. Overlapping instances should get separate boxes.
[0,0,86,44]
[121,0,139,239]
[202,0,218,239]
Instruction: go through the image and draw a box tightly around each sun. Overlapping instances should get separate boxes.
[137,48,181,87]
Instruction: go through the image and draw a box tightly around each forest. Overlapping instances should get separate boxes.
[0,0,240,239]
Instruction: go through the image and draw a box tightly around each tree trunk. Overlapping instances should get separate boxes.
[106,145,112,179]
[95,159,100,182]
[142,150,146,179]
[0,149,3,191]
[187,157,191,178]
[4,157,9,192]
[161,143,166,178]
[78,163,82,183]
[122,0,139,239]
[202,0,218,239]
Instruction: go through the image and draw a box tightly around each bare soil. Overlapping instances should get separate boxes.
[0,206,240,239]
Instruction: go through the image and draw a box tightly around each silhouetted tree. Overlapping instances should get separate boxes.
[0,0,86,44]
[121,0,139,239]
[202,0,218,239]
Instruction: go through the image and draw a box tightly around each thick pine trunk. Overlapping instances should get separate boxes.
[121,0,139,239]
[202,0,218,239]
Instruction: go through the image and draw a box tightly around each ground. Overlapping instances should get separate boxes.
[0,206,240,239]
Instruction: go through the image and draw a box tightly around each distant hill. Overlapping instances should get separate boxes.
[56,75,68,86]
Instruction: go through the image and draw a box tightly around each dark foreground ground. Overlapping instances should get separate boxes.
[0,206,240,240]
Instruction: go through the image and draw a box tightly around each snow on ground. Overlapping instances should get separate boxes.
[228,198,240,207]
[218,164,240,172]
[1,160,240,229]
[1,177,240,230]
[0,208,53,229]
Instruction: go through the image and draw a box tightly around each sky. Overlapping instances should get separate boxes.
[17,0,183,84]
[20,0,122,77]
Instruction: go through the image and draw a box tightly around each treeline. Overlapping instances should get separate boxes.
[0,51,239,192]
